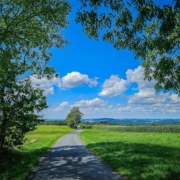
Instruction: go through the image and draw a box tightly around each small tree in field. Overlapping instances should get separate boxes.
[65,107,83,129]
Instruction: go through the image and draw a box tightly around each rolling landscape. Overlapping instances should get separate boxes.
[1,0,180,180]
[82,118,180,125]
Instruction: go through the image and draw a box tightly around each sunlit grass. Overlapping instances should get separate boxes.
[0,125,74,180]
[79,129,180,180]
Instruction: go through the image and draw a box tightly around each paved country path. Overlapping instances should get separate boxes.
[30,130,124,180]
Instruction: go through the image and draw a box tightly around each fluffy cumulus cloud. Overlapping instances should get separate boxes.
[53,101,69,112]
[61,72,98,88]
[170,94,180,103]
[100,66,180,115]
[126,66,156,89]
[89,77,98,87]
[44,87,54,95]
[39,66,180,118]
[72,98,107,108]
[30,71,98,96]
[125,66,169,104]
[114,66,180,115]
[30,76,61,95]
[128,91,169,104]
[98,66,155,98]
[99,75,127,97]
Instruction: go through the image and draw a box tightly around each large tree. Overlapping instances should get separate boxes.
[0,0,70,149]
[65,107,83,129]
[76,0,180,94]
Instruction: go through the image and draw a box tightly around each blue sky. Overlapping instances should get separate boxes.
[32,1,180,119]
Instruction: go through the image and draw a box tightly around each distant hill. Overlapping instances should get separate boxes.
[81,118,180,125]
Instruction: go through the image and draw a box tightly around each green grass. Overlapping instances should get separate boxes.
[79,129,180,180]
[0,125,74,180]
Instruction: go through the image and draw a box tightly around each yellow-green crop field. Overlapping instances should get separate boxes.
[79,129,180,180]
[0,125,74,180]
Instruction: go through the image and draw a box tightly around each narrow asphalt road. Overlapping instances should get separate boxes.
[31,130,124,180]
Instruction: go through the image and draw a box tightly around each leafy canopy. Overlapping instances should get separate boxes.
[76,0,180,94]
[0,0,70,149]
[66,107,83,129]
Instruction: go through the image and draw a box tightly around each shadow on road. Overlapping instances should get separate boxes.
[31,145,122,180]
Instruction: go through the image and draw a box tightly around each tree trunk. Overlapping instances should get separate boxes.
[0,131,5,149]
[0,108,7,149]
[0,86,7,149]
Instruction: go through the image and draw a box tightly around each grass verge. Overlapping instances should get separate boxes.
[79,129,180,180]
[0,125,74,180]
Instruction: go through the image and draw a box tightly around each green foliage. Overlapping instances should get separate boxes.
[89,124,180,133]
[80,125,93,129]
[0,125,74,180]
[42,120,67,125]
[79,129,180,180]
[65,107,83,129]
[76,0,180,94]
[79,121,110,129]
[0,79,48,149]
[0,0,71,149]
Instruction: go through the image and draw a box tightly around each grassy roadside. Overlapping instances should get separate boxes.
[0,125,74,180]
[79,129,180,180]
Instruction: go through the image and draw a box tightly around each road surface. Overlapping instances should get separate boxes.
[30,130,124,180]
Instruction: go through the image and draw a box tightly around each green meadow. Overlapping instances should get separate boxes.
[0,125,74,180]
[79,129,180,180]
[1,125,180,180]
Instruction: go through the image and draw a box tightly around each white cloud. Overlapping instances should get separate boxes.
[167,109,177,113]
[44,87,54,95]
[61,72,89,88]
[53,101,69,112]
[128,90,169,104]
[170,94,180,103]
[98,66,156,98]
[39,66,180,119]
[89,77,98,87]
[30,76,61,88]
[95,65,180,116]
[72,98,107,108]
[99,75,127,97]
[30,76,61,95]
[164,103,180,113]
[125,66,169,104]
[126,66,156,90]
[30,72,98,96]
[61,72,98,88]
[118,106,131,112]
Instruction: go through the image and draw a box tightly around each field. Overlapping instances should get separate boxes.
[0,125,74,180]
[80,124,180,133]
[79,129,180,180]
